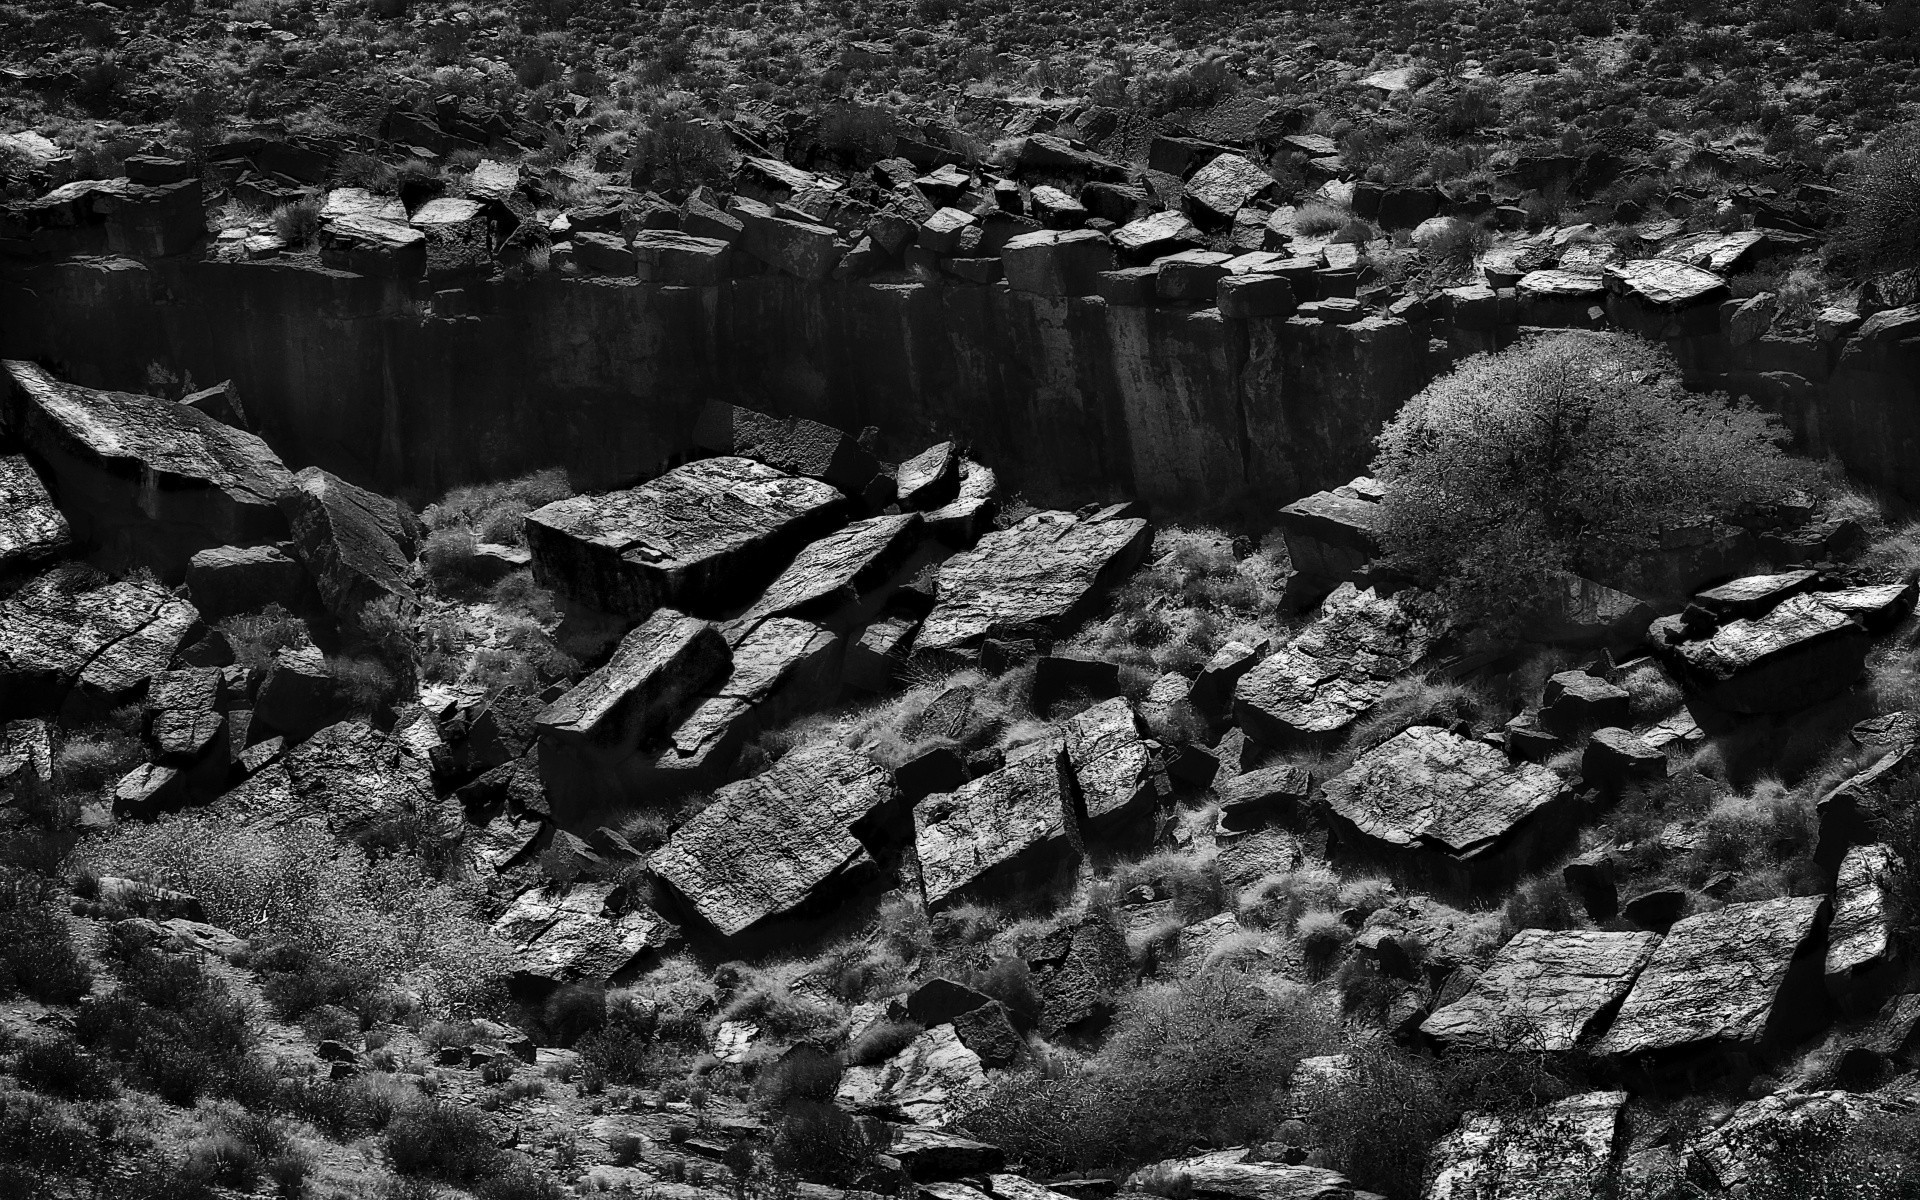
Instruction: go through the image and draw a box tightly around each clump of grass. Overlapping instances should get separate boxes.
[272,196,323,248]
[1294,201,1349,236]
[218,604,310,674]
[1237,863,1339,933]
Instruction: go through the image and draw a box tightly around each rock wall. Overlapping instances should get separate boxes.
[2,255,1916,511]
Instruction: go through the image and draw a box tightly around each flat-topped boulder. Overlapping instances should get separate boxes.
[1693,570,1820,619]
[184,543,317,619]
[1234,584,1432,747]
[0,572,199,718]
[915,509,1150,655]
[631,230,732,285]
[1595,895,1830,1061]
[1000,229,1114,297]
[527,457,845,619]
[692,400,883,496]
[649,741,893,937]
[491,881,676,986]
[1421,929,1660,1051]
[319,212,426,278]
[1133,1150,1356,1200]
[924,459,999,547]
[1112,210,1205,261]
[1183,153,1273,222]
[915,739,1076,910]
[1540,670,1630,735]
[0,455,69,574]
[1063,697,1164,833]
[3,361,291,579]
[1216,763,1311,831]
[1427,1091,1628,1200]
[1604,259,1728,307]
[211,719,439,839]
[1650,591,1872,714]
[737,513,924,626]
[1321,726,1574,890]
[408,197,490,273]
[277,467,421,617]
[1819,580,1918,632]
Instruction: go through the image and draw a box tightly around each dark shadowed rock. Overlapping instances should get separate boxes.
[409,197,490,273]
[924,460,999,547]
[1321,726,1574,890]
[738,514,924,625]
[1036,914,1131,1034]
[3,360,291,579]
[1064,697,1164,833]
[951,1001,1025,1067]
[1276,479,1383,598]
[1216,764,1311,832]
[649,741,895,936]
[1234,585,1432,748]
[0,718,52,812]
[837,1024,986,1127]
[0,455,69,574]
[887,1127,1007,1178]
[184,543,318,619]
[1000,229,1114,297]
[916,510,1150,654]
[1187,638,1269,718]
[896,746,967,797]
[915,739,1076,910]
[1427,1091,1628,1200]
[254,646,354,742]
[0,573,198,717]
[1540,670,1630,736]
[277,467,421,616]
[1596,895,1830,1060]
[1583,727,1667,787]
[1825,843,1900,1011]
[491,880,677,985]
[1563,850,1620,921]
[211,719,440,838]
[906,977,993,1026]
[526,457,845,619]
[1421,930,1660,1051]
[693,400,883,495]
[1650,592,1871,714]
[896,442,961,511]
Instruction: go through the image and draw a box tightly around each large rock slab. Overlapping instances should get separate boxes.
[0,455,69,574]
[649,741,895,936]
[211,719,439,839]
[1134,1150,1357,1200]
[3,361,291,579]
[1825,842,1900,1010]
[184,543,318,619]
[1063,696,1164,833]
[491,880,677,986]
[1595,895,1830,1060]
[277,467,421,616]
[1276,478,1384,597]
[914,739,1076,910]
[1183,153,1273,223]
[836,1024,986,1127]
[738,513,923,625]
[535,609,729,822]
[915,510,1150,654]
[526,457,845,619]
[1321,726,1575,890]
[0,572,198,717]
[1000,229,1114,297]
[1234,584,1433,747]
[1649,591,1872,714]
[1421,929,1660,1051]
[692,400,883,496]
[1674,1088,1918,1194]
[1426,1091,1627,1200]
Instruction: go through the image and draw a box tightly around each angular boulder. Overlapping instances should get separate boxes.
[738,513,924,625]
[1426,1091,1628,1200]
[915,509,1150,654]
[491,881,677,986]
[914,739,1076,910]
[1649,591,1871,714]
[1321,726,1575,891]
[1183,153,1273,223]
[729,198,841,280]
[3,361,291,579]
[1421,929,1661,1051]
[649,741,895,937]
[0,572,198,718]
[525,457,845,619]
[631,229,732,285]
[0,455,69,574]
[211,719,439,839]
[277,467,421,617]
[1112,210,1205,262]
[1824,843,1900,1011]
[692,402,883,497]
[319,212,426,279]
[1216,763,1311,832]
[184,543,318,619]
[1133,1150,1357,1200]
[836,1024,986,1128]
[1000,229,1114,297]
[896,442,961,512]
[1233,584,1432,748]
[1063,697,1164,834]
[408,197,491,273]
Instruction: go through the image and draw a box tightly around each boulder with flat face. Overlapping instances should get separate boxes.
[1112,211,1205,261]
[526,457,845,619]
[1216,763,1311,831]
[1427,1091,1629,1200]
[1275,480,1384,596]
[1132,1150,1357,1200]
[1321,726,1575,890]
[0,455,69,574]
[630,229,732,285]
[277,467,421,617]
[915,739,1076,910]
[408,197,491,273]
[728,197,841,280]
[915,510,1150,654]
[184,543,318,619]
[738,514,924,626]
[1649,591,1872,714]
[896,442,961,512]
[1595,895,1831,1060]
[319,212,427,279]
[1183,153,1273,223]
[836,1024,986,1128]
[1000,229,1114,297]
[924,460,999,547]
[1063,697,1164,834]
[1825,842,1900,1011]
[491,881,677,986]
[693,401,884,497]
[1234,584,1432,748]
[1421,929,1661,1051]
[0,572,199,718]
[649,741,895,936]
[3,361,291,580]
[211,719,441,839]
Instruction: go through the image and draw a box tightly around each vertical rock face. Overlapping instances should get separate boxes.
[277,466,421,616]
[1595,895,1831,1061]
[525,457,846,619]
[2,360,290,579]
[1426,1091,1628,1200]
[649,740,895,936]
[1421,929,1661,1051]
[692,400,883,495]
[1825,842,1900,1010]
[0,572,199,717]
[1234,584,1433,748]
[0,454,69,573]
[914,739,1076,910]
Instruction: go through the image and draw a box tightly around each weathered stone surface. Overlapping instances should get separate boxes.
[1216,763,1311,831]
[527,457,845,619]
[1825,842,1900,1006]
[1037,913,1131,1034]
[951,1001,1024,1067]
[739,514,923,624]
[277,467,420,616]
[924,459,998,547]
[1596,895,1830,1058]
[185,543,317,619]
[1112,210,1204,260]
[1135,1150,1356,1200]
[211,719,438,838]
[1234,585,1431,747]
[729,198,841,280]
[836,1024,986,1127]
[408,197,490,273]
[1694,570,1819,619]
[649,741,892,935]
[1276,484,1384,593]
[693,401,884,496]
[1063,697,1163,832]
[1650,592,1871,714]
[1421,930,1660,1051]
[915,739,1074,909]
[491,880,676,985]
[1184,154,1273,222]
[1187,638,1269,718]
[0,573,198,717]
[1661,229,1767,274]
[896,442,960,512]
[1819,581,1918,632]
[1583,727,1666,787]
[320,188,407,224]
[4,361,291,579]
[1531,572,1656,645]
[147,667,224,761]
[886,1127,1007,1178]
[1216,273,1298,319]
[1000,229,1114,297]
[920,207,979,254]
[1540,670,1630,736]
[319,212,427,279]
[1155,249,1234,302]
[1678,1088,1917,1194]
[629,230,731,285]
[1322,726,1574,888]
[1014,134,1127,180]
[1426,1091,1627,1200]
[916,510,1150,654]
[0,455,69,573]
[1604,259,1727,308]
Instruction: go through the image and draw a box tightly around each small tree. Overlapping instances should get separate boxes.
[1834,121,1920,279]
[1371,331,1810,631]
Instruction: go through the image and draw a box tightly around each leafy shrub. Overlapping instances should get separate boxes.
[384,1101,498,1181]
[0,869,93,1003]
[844,1019,923,1066]
[217,604,309,673]
[1294,202,1348,236]
[818,105,897,165]
[475,1159,566,1200]
[0,1090,104,1194]
[758,1046,843,1106]
[1305,1047,1456,1200]
[1371,332,1811,630]
[14,1035,115,1100]
[74,948,257,1106]
[1504,875,1577,931]
[630,117,736,194]
[52,726,143,794]
[279,1076,400,1139]
[1834,121,1920,278]
[769,1100,880,1184]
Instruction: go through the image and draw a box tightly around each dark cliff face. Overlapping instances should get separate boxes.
[1,257,1916,513]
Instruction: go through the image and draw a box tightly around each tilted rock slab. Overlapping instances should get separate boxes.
[1421,929,1660,1051]
[692,400,883,495]
[1234,584,1432,747]
[1649,590,1872,714]
[737,512,924,626]
[1825,842,1901,1010]
[914,738,1077,910]
[491,880,677,986]
[0,572,198,717]
[1132,1149,1358,1200]
[211,719,444,839]
[277,466,422,616]
[0,454,70,573]
[1321,726,1574,890]
[836,1023,986,1127]
[1595,895,1830,1060]
[649,741,895,936]
[526,457,845,619]
[1677,1087,1919,1193]
[1063,696,1164,832]
[3,360,290,579]
[915,509,1150,654]
[1426,1090,1628,1200]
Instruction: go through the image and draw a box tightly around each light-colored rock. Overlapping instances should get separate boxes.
[1426,1091,1628,1200]
[914,739,1074,909]
[1234,585,1433,746]
[916,509,1150,653]
[836,1024,986,1127]
[1421,929,1661,1050]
